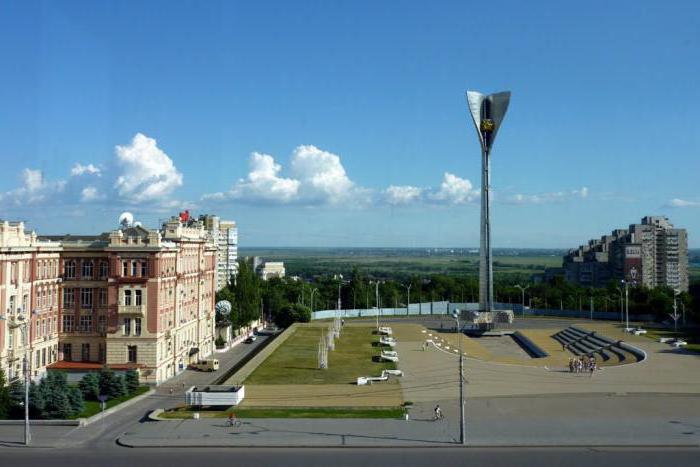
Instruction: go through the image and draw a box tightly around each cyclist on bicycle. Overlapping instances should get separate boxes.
[227,412,237,427]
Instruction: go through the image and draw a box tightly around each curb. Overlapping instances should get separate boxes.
[82,389,156,426]
[115,439,700,449]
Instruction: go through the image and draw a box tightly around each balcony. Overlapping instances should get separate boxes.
[118,304,146,316]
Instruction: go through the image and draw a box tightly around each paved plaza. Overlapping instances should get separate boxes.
[2,317,700,450]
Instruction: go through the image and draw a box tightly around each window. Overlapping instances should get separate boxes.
[81,343,90,361]
[65,260,75,279]
[63,288,75,307]
[123,317,131,336]
[42,348,46,367]
[62,315,74,333]
[141,261,148,277]
[122,261,128,277]
[82,260,93,279]
[131,261,137,276]
[42,261,48,279]
[9,295,15,314]
[134,318,142,336]
[124,290,132,306]
[63,343,72,362]
[99,261,108,279]
[99,288,108,306]
[135,289,142,306]
[35,351,40,368]
[80,288,93,308]
[128,345,137,363]
[79,315,92,332]
[98,315,107,332]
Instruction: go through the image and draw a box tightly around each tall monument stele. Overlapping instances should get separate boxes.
[466,90,511,320]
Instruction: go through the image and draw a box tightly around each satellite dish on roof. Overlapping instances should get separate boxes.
[215,300,232,316]
[118,212,134,227]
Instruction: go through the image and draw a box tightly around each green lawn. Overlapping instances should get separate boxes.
[244,325,396,385]
[160,406,404,419]
[72,386,151,419]
[643,328,700,353]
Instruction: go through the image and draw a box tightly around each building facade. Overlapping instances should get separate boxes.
[37,215,217,385]
[0,221,62,383]
[199,214,238,291]
[563,216,689,291]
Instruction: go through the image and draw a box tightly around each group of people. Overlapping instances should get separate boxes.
[569,355,597,376]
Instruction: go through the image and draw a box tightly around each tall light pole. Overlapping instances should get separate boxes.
[310,288,318,313]
[621,280,630,331]
[334,274,344,311]
[467,90,511,325]
[514,284,529,318]
[451,309,465,445]
[616,286,624,323]
[402,283,412,316]
[370,280,383,329]
[1,311,31,446]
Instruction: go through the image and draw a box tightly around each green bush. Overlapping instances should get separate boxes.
[215,335,226,347]
[0,370,11,419]
[273,303,311,328]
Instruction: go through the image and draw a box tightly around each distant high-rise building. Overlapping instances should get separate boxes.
[563,216,688,291]
[199,215,238,290]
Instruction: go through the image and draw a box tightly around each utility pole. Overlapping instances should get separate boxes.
[515,284,529,318]
[403,283,412,316]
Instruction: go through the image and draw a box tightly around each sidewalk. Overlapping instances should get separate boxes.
[118,393,700,448]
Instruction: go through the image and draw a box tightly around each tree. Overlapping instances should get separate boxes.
[273,303,311,328]
[0,370,11,419]
[124,370,140,394]
[67,387,84,417]
[79,373,100,401]
[99,369,127,399]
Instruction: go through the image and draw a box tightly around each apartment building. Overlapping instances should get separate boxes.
[0,221,62,383]
[41,214,217,385]
[563,216,689,291]
[199,214,238,290]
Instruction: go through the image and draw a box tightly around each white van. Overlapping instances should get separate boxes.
[192,359,219,372]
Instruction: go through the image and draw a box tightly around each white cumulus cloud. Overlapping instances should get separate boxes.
[80,186,103,202]
[289,145,354,203]
[428,172,480,204]
[114,133,183,202]
[668,198,700,207]
[505,187,590,205]
[384,185,423,205]
[71,163,101,177]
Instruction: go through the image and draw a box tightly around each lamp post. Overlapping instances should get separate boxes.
[1,311,31,446]
[334,274,344,311]
[402,283,412,316]
[451,309,465,445]
[370,280,383,329]
[310,288,318,313]
[621,280,630,331]
[514,284,529,318]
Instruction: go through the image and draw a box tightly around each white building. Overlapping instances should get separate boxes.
[200,215,238,291]
[258,262,285,281]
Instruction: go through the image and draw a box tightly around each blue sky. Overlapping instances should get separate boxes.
[1,0,698,247]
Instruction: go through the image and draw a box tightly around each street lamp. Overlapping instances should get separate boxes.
[514,284,529,318]
[402,283,412,316]
[451,309,465,445]
[310,288,319,313]
[369,280,383,329]
[1,310,31,446]
[621,280,631,331]
[334,274,344,311]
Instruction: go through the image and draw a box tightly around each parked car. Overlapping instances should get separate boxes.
[244,335,258,343]
[632,328,647,335]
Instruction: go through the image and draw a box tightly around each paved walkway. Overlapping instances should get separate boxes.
[118,393,700,447]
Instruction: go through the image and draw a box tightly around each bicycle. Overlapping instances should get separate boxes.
[227,418,242,428]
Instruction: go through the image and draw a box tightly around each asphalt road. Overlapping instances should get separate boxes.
[0,447,697,467]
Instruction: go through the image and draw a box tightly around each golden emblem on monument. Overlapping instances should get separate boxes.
[480,118,495,132]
